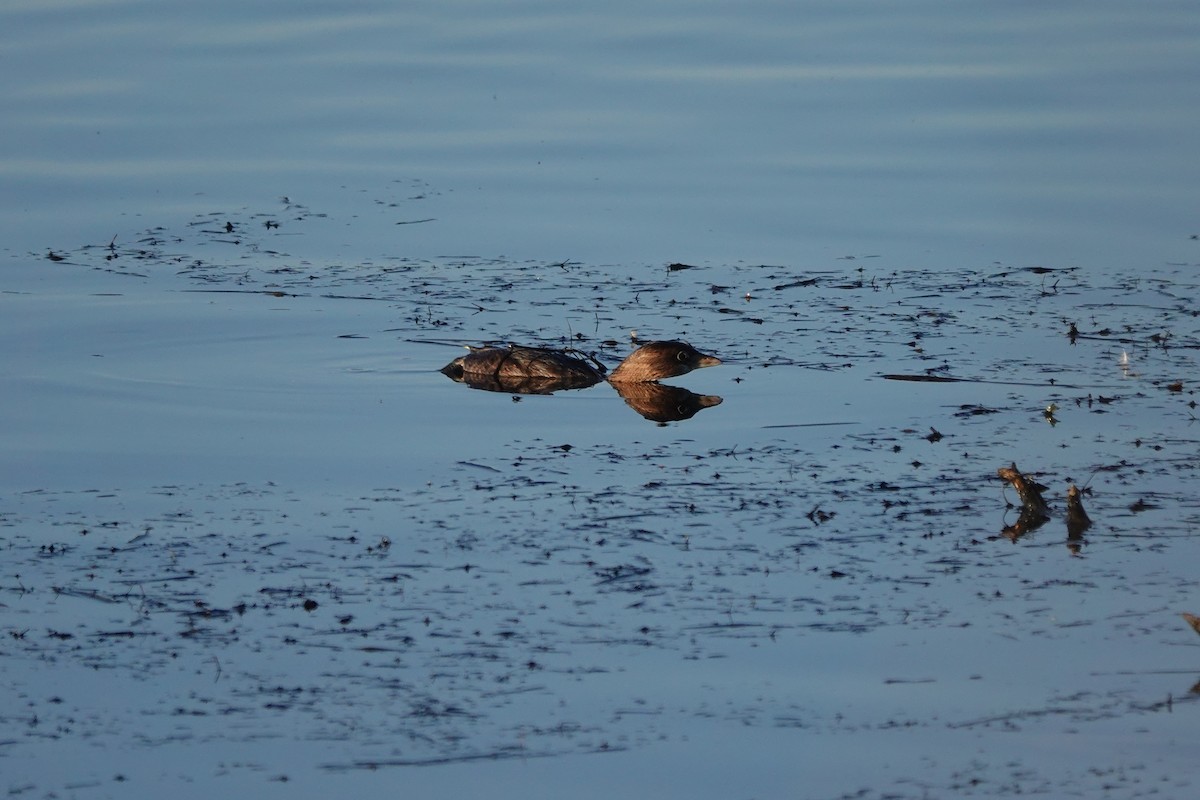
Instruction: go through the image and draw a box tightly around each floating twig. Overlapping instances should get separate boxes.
[1066,483,1092,540]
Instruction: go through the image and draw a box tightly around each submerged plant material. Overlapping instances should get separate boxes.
[997,462,1051,541]
[1066,482,1093,546]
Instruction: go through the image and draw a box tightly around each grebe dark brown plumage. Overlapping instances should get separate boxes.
[441,345,601,382]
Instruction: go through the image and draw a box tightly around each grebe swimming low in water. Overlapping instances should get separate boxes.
[440,340,723,422]
[441,340,720,386]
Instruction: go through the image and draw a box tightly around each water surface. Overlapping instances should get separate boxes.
[3,2,1200,799]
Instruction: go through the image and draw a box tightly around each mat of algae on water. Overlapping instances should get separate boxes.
[4,203,1200,799]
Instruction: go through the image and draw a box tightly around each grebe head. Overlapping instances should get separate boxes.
[608,341,721,383]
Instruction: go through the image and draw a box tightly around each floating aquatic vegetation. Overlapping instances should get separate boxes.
[9,198,1200,797]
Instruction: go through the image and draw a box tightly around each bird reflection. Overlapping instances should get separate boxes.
[610,381,722,423]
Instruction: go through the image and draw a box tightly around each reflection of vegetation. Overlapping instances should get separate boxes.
[1065,483,1092,552]
[997,465,1097,554]
[997,462,1050,541]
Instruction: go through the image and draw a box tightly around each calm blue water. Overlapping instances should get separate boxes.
[3,3,1200,800]
[3,0,1199,268]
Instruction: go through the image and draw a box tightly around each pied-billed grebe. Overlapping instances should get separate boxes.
[441,340,723,420]
[442,340,720,387]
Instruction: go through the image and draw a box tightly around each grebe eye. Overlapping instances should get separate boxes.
[676,350,689,362]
